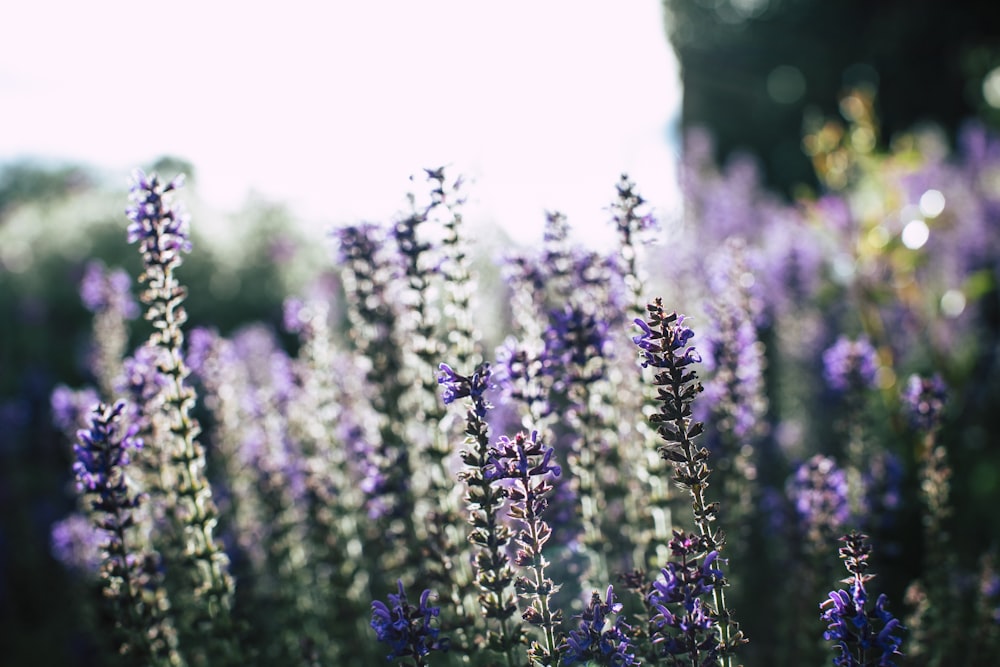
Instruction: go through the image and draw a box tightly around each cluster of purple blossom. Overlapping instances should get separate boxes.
[42,105,1000,667]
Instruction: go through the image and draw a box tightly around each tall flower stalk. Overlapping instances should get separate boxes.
[440,362,521,664]
[632,298,745,665]
[73,400,180,666]
[486,430,563,666]
[126,170,238,663]
[79,260,139,398]
[900,374,957,665]
[820,532,904,666]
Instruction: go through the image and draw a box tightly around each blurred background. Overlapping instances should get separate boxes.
[3,1,1000,664]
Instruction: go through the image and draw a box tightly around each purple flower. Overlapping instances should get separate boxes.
[561,585,639,666]
[370,580,449,665]
[282,297,306,334]
[699,239,768,442]
[820,532,904,666]
[73,400,143,502]
[787,455,850,545]
[632,314,701,370]
[493,336,548,416]
[50,512,103,574]
[115,345,169,431]
[437,362,492,419]
[185,326,218,378]
[542,304,610,386]
[125,169,192,266]
[486,430,561,483]
[79,260,139,319]
[647,531,724,663]
[901,374,947,432]
[487,430,562,661]
[822,336,879,393]
[50,384,100,434]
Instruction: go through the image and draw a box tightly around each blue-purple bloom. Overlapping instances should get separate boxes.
[787,455,850,545]
[542,303,610,388]
[486,430,562,483]
[561,585,639,666]
[822,336,879,393]
[115,345,169,433]
[73,400,143,502]
[50,512,104,574]
[632,315,701,370]
[647,532,725,664]
[79,260,139,319]
[901,374,947,432]
[125,170,192,265]
[125,169,191,266]
[487,430,562,661]
[820,532,904,666]
[370,580,449,665]
[437,362,492,418]
[50,384,100,435]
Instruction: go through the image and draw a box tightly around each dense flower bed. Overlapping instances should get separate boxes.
[42,98,1000,666]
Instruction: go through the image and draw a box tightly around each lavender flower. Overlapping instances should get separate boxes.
[493,337,549,420]
[126,170,192,265]
[699,239,767,443]
[647,532,725,666]
[370,580,449,666]
[787,455,850,550]
[901,374,947,432]
[820,532,904,666]
[822,336,879,393]
[50,511,103,574]
[443,361,521,663]
[50,384,100,435]
[73,400,143,502]
[115,345,169,435]
[633,299,745,663]
[561,585,639,666]
[80,260,139,319]
[126,169,237,662]
[438,362,491,418]
[487,430,563,665]
[73,401,178,665]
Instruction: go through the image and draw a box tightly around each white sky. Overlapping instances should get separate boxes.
[0,1,681,248]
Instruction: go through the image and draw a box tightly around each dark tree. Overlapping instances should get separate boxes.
[663,0,1000,194]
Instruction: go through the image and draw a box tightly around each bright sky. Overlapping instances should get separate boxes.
[0,1,681,248]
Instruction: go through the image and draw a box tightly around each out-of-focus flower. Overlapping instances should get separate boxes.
[50,385,100,434]
[822,336,879,393]
[901,374,947,432]
[50,512,103,574]
[787,455,850,547]
[79,260,139,319]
